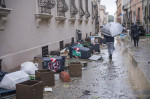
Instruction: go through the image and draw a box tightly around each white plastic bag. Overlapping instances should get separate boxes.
[20,62,38,75]
[0,71,29,90]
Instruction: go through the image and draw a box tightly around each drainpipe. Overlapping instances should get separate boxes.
[0,59,2,71]
[147,0,149,34]
[130,0,132,31]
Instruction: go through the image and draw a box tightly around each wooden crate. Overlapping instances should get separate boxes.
[16,80,43,99]
[35,69,55,87]
[69,62,82,77]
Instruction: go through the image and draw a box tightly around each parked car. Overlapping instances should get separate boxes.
[137,26,145,36]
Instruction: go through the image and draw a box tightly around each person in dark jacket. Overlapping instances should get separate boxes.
[103,35,115,60]
[130,23,134,42]
[132,25,140,47]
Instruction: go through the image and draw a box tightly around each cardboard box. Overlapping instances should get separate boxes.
[16,80,43,99]
[69,62,82,77]
[95,37,100,43]
[35,69,55,87]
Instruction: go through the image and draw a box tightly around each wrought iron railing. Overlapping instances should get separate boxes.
[38,0,55,13]
[0,0,6,8]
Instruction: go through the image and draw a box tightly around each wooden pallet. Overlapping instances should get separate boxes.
[0,88,16,99]
[1,94,16,99]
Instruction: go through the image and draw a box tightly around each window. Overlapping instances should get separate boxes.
[79,0,84,19]
[42,45,49,57]
[137,7,140,21]
[57,0,68,17]
[70,0,78,18]
[144,6,147,23]
[91,2,95,19]
[71,37,74,44]
[59,41,64,50]
[0,0,6,8]
[85,0,90,19]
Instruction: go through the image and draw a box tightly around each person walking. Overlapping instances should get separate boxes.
[130,23,134,42]
[132,25,140,47]
[103,35,115,60]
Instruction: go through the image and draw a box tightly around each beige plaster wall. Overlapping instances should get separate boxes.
[0,0,96,72]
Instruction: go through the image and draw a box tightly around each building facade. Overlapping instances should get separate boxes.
[121,0,143,29]
[0,0,100,72]
[99,5,108,26]
[143,0,150,33]
[116,0,122,24]
[131,0,143,26]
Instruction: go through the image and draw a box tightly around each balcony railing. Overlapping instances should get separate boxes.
[0,0,6,8]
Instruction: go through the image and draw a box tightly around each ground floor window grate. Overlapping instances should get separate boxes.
[42,45,49,57]
[71,37,74,44]
[59,41,64,50]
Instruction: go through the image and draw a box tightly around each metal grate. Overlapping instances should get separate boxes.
[71,37,74,44]
[0,0,6,8]
[59,41,64,50]
[42,45,49,57]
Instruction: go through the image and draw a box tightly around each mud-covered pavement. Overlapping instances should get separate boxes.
[43,37,137,99]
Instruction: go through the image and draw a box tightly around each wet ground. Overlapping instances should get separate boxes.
[43,37,137,99]
[9,36,150,99]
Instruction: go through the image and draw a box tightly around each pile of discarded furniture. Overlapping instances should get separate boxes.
[0,34,103,99]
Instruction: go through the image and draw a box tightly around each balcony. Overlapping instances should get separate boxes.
[55,16,66,21]
[69,18,76,22]
[35,13,53,28]
[35,0,55,28]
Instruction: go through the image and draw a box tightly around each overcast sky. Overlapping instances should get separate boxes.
[101,0,117,16]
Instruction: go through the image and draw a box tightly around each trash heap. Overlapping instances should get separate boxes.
[0,34,104,99]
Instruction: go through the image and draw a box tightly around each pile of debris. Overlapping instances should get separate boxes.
[0,34,104,99]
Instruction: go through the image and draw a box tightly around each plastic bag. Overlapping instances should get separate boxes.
[0,71,29,89]
[21,62,38,75]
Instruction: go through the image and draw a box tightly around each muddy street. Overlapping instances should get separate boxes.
[42,37,137,99]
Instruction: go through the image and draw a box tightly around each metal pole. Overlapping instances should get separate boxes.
[147,0,149,34]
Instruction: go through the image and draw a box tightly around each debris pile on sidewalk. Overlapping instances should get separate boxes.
[0,34,105,99]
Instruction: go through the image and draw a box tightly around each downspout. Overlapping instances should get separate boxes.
[147,0,149,34]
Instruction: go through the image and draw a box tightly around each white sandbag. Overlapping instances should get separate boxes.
[0,71,29,90]
[21,61,38,75]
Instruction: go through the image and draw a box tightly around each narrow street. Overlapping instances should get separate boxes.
[43,37,137,99]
